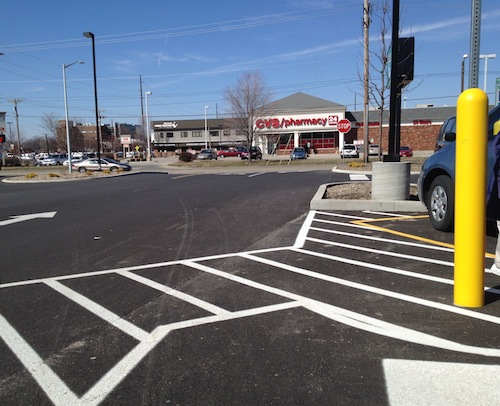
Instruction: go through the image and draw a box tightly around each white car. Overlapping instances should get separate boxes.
[369,144,381,156]
[63,157,84,166]
[38,153,67,166]
[340,144,359,158]
[72,158,132,173]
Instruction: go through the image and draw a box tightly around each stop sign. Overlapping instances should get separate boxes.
[337,118,351,133]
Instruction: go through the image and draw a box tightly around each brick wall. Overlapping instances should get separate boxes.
[351,123,440,151]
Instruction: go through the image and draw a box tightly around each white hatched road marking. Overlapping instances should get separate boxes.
[349,174,370,181]
[1,209,500,404]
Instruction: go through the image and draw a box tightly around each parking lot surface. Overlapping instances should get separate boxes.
[2,205,500,405]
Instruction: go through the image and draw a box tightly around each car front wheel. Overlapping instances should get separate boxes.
[427,175,454,231]
[78,167,87,173]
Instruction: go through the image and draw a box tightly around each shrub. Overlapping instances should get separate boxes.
[48,173,60,178]
[178,152,193,162]
[25,173,38,179]
[349,162,365,168]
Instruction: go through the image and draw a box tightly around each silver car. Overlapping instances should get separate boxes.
[197,149,218,160]
[72,158,132,173]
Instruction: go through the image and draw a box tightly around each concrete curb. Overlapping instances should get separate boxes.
[310,183,427,212]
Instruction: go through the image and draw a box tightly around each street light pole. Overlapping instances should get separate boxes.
[480,54,496,93]
[204,105,210,149]
[461,54,468,93]
[145,91,152,160]
[63,61,84,173]
[83,31,101,165]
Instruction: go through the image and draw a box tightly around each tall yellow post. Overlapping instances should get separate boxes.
[454,88,488,307]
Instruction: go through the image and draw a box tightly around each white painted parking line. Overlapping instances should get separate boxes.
[0,313,80,406]
[306,235,454,267]
[44,279,149,342]
[294,210,316,248]
[2,209,500,404]
[349,174,370,181]
[117,269,231,316]
[309,226,455,253]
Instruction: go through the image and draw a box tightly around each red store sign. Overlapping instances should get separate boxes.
[256,115,339,130]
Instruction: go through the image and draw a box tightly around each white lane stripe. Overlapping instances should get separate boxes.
[309,226,454,253]
[44,280,149,342]
[349,174,370,181]
[364,210,416,217]
[242,251,500,324]
[0,313,80,406]
[117,270,231,316]
[313,217,386,231]
[79,301,301,405]
[293,210,316,248]
[306,236,454,267]
[188,257,500,357]
[0,246,292,289]
[248,172,266,178]
[315,211,372,220]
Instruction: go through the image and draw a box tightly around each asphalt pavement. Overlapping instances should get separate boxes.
[1,155,500,405]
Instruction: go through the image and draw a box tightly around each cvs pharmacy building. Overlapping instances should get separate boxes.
[255,92,349,154]
[150,92,351,155]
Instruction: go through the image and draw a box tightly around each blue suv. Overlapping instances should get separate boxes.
[417,104,500,231]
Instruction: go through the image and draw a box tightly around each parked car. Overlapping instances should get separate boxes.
[399,146,413,157]
[434,116,456,152]
[217,148,243,158]
[240,146,263,160]
[63,157,84,166]
[72,158,132,173]
[417,104,500,231]
[38,153,67,166]
[340,144,359,158]
[197,149,218,160]
[368,144,380,156]
[290,147,307,160]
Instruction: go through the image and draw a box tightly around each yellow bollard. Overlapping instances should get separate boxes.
[454,88,488,307]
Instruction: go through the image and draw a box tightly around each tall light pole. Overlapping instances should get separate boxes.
[63,61,84,173]
[461,54,468,93]
[480,54,496,93]
[204,105,210,149]
[83,31,101,164]
[145,91,152,160]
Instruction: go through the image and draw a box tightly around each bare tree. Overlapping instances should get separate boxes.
[40,112,60,150]
[223,72,273,159]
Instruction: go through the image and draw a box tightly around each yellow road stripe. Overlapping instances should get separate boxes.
[352,215,495,259]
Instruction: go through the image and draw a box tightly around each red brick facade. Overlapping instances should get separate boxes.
[349,123,440,151]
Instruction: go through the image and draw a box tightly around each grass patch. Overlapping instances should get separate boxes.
[24,173,38,179]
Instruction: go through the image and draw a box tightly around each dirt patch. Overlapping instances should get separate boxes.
[325,182,419,200]
[6,170,124,182]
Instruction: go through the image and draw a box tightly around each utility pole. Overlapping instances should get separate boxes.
[9,99,23,158]
[468,0,481,89]
[140,75,145,141]
[363,0,370,163]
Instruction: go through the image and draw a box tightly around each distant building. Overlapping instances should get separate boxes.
[150,92,456,155]
[57,121,140,153]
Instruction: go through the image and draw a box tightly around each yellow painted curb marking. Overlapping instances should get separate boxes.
[352,215,494,259]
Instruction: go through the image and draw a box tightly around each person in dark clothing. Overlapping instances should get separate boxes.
[487,126,500,276]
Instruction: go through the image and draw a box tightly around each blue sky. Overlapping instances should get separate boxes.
[1,0,499,139]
